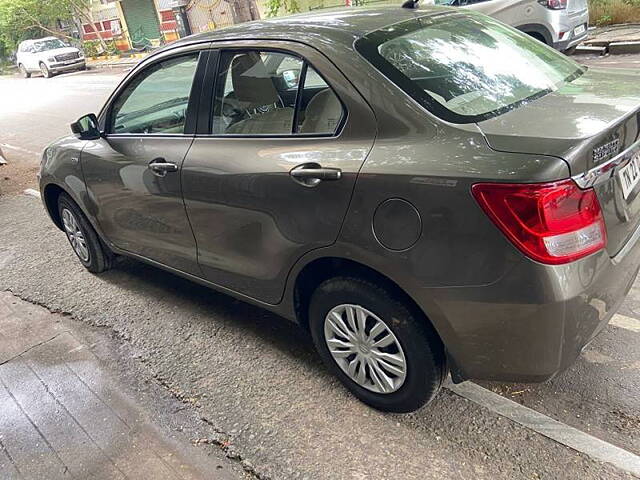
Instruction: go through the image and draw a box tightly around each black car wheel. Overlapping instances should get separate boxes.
[57,193,113,273]
[309,276,446,412]
[19,64,30,78]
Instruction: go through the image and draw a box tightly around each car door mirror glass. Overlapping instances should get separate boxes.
[281,69,301,89]
[71,113,101,140]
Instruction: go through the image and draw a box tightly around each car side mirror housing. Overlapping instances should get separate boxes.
[70,113,101,140]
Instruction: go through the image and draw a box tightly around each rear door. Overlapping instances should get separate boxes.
[182,41,376,304]
[83,45,208,275]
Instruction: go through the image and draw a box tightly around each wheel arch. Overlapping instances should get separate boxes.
[294,257,431,333]
[516,24,553,46]
[42,183,67,231]
[292,256,461,379]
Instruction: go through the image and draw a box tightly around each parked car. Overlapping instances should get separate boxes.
[434,0,589,52]
[16,37,85,78]
[39,6,640,412]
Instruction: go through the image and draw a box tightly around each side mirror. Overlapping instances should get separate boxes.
[70,113,101,140]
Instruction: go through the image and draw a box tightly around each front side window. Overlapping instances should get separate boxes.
[355,12,584,123]
[110,54,199,134]
[211,50,344,136]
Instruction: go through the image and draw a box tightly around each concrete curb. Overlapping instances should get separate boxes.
[609,41,640,55]
[574,45,607,56]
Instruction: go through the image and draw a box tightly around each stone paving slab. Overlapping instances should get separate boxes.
[0,291,238,480]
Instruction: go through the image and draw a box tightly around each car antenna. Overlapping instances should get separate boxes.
[401,0,419,8]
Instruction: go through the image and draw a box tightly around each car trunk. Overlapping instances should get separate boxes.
[477,67,640,256]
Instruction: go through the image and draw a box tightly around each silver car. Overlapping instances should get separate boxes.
[435,0,589,52]
[39,6,640,412]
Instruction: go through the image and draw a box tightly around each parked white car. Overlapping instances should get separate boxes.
[435,0,589,53]
[16,37,86,78]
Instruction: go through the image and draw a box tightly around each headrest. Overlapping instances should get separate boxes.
[231,53,279,108]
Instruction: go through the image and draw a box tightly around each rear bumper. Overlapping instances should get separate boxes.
[551,9,590,50]
[428,222,640,383]
[553,29,588,51]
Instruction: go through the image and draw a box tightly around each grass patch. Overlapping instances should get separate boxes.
[589,0,640,25]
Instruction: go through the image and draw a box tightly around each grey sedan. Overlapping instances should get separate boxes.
[39,6,640,412]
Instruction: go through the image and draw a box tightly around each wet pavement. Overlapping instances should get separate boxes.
[0,292,240,480]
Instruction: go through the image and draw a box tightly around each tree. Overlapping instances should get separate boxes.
[0,0,108,53]
[264,0,301,17]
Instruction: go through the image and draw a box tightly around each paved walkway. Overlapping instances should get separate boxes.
[0,292,236,480]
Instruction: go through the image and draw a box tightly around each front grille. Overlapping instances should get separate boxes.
[54,52,80,62]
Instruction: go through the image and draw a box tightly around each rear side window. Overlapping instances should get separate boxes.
[210,49,344,136]
[109,54,199,134]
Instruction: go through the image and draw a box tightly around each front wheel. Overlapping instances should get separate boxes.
[57,193,113,273]
[40,62,52,78]
[309,276,446,412]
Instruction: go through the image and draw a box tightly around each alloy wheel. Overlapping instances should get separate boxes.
[324,304,407,394]
[62,208,90,262]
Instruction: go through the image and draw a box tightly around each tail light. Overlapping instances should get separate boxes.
[538,0,567,9]
[472,180,606,265]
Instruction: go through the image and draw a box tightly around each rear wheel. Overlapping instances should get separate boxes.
[309,276,445,412]
[19,64,30,78]
[39,62,52,78]
[57,193,113,273]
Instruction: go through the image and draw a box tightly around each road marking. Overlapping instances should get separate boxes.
[0,143,39,157]
[446,381,640,477]
[610,313,640,333]
[23,189,41,199]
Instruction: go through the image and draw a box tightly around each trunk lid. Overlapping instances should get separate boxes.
[477,67,640,256]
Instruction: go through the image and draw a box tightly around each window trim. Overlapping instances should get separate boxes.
[103,49,208,138]
[200,47,347,139]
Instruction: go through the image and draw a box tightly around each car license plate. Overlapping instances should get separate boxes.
[618,152,640,200]
[574,24,586,36]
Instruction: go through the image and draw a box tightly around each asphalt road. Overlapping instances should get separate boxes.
[1,57,640,479]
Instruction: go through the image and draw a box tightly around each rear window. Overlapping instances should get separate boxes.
[355,12,584,123]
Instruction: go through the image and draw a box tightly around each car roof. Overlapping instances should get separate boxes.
[169,5,454,49]
[20,36,59,45]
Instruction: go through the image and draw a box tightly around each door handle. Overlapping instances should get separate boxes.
[148,158,178,176]
[290,163,342,187]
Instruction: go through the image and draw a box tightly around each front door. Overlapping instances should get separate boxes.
[82,49,205,275]
[182,43,376,304]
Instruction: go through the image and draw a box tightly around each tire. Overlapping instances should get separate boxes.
[309,276,446,412]
[19,64,30,78]
[57,193,113,273]
[39,62,52,78]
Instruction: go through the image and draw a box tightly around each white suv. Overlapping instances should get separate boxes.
[16,37,86,78]
[435,0,589,53]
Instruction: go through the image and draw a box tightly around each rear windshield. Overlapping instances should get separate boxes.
[355,12,584,123]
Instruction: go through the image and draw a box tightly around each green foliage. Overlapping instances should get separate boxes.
[588,0,640,24]
[83,39,118,57]
[265,0,301,17]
